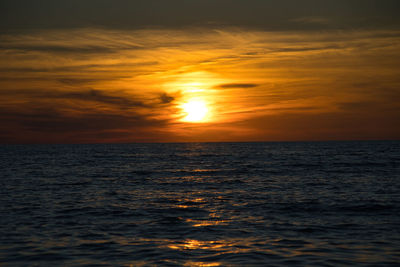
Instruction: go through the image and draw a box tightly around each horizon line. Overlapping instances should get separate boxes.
[1,139,399,146]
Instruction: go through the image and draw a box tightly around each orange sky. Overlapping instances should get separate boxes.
[1,2,400,143]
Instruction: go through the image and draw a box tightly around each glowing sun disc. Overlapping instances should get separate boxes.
[182,100,208,122]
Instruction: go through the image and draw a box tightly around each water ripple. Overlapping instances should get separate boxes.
[0,141,399,266]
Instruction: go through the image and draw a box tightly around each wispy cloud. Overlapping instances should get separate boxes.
[217,83,258,89]
[0,27,399,142]
[159,92,175,104]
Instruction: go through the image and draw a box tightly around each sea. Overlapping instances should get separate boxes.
[1,141,399,266]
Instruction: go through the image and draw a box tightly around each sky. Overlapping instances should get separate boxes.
[0,0,399,143]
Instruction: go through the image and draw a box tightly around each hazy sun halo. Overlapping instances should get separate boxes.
[182,100,208,122]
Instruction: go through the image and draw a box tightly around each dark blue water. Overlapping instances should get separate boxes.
[1,141,400,266]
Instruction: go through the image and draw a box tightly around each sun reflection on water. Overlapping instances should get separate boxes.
[184,261,221,267]
[126,236,338,266]
[167,239,226,251]
[185,218,228,227]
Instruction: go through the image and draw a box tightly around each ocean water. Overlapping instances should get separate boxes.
[1,141,399,266]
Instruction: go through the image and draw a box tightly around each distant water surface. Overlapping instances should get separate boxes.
[1,141,399,266]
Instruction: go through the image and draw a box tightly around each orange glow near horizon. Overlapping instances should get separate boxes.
[0,28,399,143]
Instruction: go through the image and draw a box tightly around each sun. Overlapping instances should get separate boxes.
[182,100,209,122]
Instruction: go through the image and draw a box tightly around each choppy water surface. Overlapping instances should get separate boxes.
[1,141,400,266]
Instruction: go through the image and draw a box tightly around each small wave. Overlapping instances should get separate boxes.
[335,203,396,212]
[131,170,154,175]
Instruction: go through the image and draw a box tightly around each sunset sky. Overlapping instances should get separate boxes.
[1,0,399,143]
